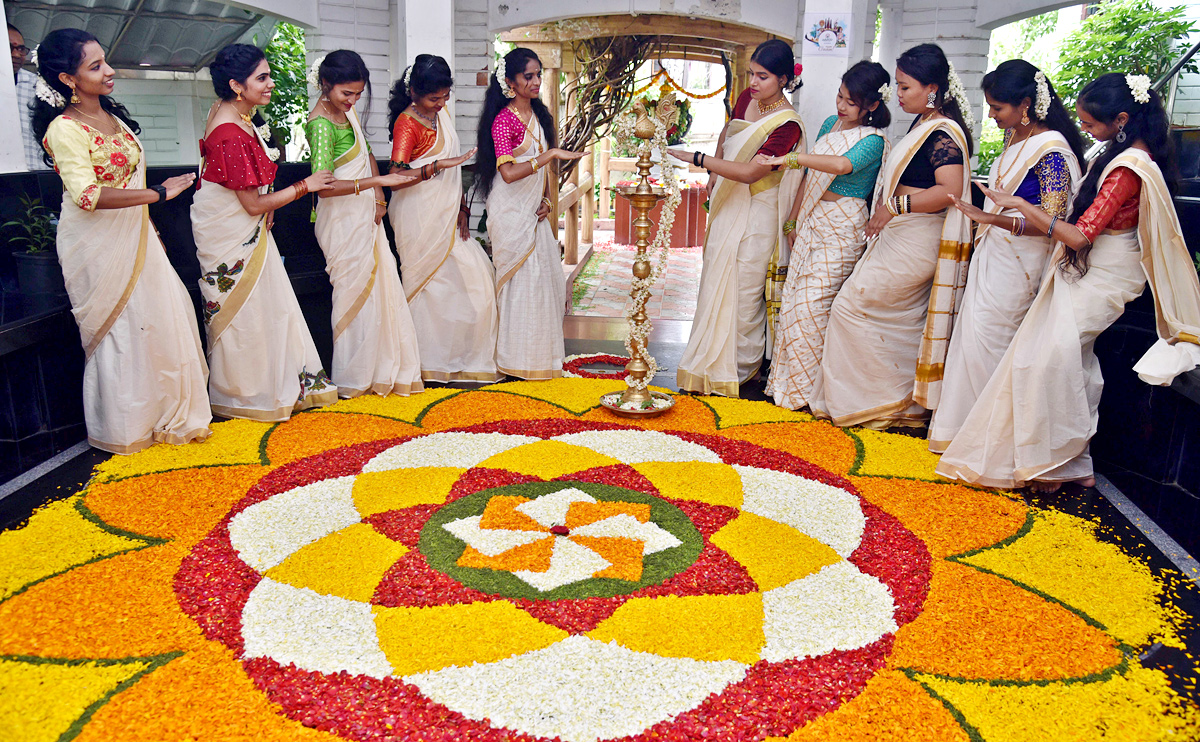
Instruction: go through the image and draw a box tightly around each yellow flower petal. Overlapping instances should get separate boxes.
[374,601,568,674]
[265,524,408,602]
[632,461,744,508]
[699,396,814,428]
[711,512,841,591]
[91,418,270,483]
[352,467,465,517]
[850,428,945,480]
[478,440,621,479]
[587,593,764,663]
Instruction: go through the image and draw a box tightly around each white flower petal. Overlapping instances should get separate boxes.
[571,513,682,555]
[405,635,747,742]
[735,465,865,557]
[760,561,897,662]
[363,432,538,471]
[241,578,393,678]
[228,476,360,571]
[552,430,722,464]
[512,536,611,591]
[514,487,596,527]
[443,515,550,557]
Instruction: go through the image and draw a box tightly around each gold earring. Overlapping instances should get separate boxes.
[236,90,243,102]
[69,86,80,104]
[1020,108,1030,127]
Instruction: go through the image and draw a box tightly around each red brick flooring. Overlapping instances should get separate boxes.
[570,235,701,321]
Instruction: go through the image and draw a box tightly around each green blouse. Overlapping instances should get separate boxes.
[304,116,370,173]
[816,115,886,201]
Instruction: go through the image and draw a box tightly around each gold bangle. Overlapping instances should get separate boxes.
[783,219,797,235]
[541,196,552,208]
[354,179,361,196]
[375,199,386,207]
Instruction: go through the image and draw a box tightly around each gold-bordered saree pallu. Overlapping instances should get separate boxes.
[486,114,565,380]
[766,124,888,410]
[315,108,423,397]
[53,119,211,454]
[810,118,972,428]
[193,128,338,421]
[936,149,1200,487]
[390,107,501,383]
[928,131,1080,452]
[677,108,805,397]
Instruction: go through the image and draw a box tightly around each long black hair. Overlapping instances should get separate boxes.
[31,29,140,167]
[842,60,891,129]
[982,59,1084,165]
[1062,72,1175,274]
[475,47,557,200]
[208,43,277,148]
[750,39,803,93]
[318,49,372,128]
[388,54,453,138]
[896,43,975,156]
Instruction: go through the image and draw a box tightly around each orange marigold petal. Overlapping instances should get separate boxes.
[785,670,970,741]
[722,422,858,475]
[420,390,570,430]
[84,465,266,544]
[478,496,542,531]
[458,538,554,573]
[889,561,1122,680]
[581,394,720,434]
[264,412,422,465]
[565,501,651,529]
[849,476,1027,558]
[573,536,644,581]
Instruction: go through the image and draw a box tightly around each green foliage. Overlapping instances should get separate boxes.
[975,118,1006,176]
[1054,0,1198,107]
[2,193,57,254]
[260,22,308,147]
[989,10,1059,71]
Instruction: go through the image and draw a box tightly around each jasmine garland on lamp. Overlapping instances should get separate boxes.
[936,73,1200,493]
[807,43,974,429]
[475,47,587,380]
[927,60,1083,453]
[192,43,338,421]
[31,29,211,454]
[754,60,891,411]
[665,39,805,397]
[304,50,423,398]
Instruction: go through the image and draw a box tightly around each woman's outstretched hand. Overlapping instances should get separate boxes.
[162,172,197,200]
[948,193,990,225]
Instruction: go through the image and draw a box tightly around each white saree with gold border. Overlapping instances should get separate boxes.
[766,123,887,410]
[50,116,211,453]
[486,114,565,380]
[315,108,423,397]
[390,107,501,383]
[676,107,805,397]
[809,117,972,428]
[928,131,1080,451]
[193,124,338,421]
[936,148,1200,487]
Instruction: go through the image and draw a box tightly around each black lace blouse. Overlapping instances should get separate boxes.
[898,124,964,189]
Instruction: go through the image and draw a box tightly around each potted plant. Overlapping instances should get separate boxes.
[5,193,65,296]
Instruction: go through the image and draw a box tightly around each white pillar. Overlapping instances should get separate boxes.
[0,2,27,173]
[400,0,454,70]
[795,0,873,138]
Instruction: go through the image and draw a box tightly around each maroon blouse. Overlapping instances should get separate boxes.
[199,123,277,190]
[731,89,801,158]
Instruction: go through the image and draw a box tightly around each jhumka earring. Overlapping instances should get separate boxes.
[69,85,80,104]
[926,90,937,109]
[1020,108,1030,127]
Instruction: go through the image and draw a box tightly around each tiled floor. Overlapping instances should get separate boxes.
[571,234,701,321]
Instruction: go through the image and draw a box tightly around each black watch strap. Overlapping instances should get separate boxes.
[150,184,167,203]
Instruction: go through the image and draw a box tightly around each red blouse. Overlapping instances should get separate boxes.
[199,123,277,190]
[390,113,438,165]
[1075,167,1141,243]
[731,89,801,158]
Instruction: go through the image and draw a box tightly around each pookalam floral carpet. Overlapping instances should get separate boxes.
[1,378,1198,742]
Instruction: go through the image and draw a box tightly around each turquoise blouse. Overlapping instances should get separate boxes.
[816,115,885,200]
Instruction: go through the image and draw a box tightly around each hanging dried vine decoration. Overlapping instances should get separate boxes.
[557,34,662,185]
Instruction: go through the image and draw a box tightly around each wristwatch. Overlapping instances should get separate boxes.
[150,184,167,203]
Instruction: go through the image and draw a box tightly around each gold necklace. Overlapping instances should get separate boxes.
[320,99,348,125]
[993,127,1034,192]
[68,105,117,132]
[757,96,789,115]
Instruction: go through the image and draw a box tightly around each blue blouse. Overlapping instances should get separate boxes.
[816,116,885,200]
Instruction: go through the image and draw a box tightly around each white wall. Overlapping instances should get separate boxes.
[307,0,394,150]
[1167,0,1200,127]
[0,1,27,173]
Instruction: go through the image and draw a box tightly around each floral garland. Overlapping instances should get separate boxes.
[611,101,684,391]
[562,353,633,379]
[0,380,1196,742]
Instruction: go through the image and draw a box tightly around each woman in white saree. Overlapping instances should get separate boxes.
[306,50,422,397]
[928,61,1084,451]
[475,47,587,380]
[667,39,805,397]
[937,73,1200,491]
[33,30,210,453]
[388,54,501,383]
[193,44,338,421]
[756,61,891,411]
[809,44,974,429]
